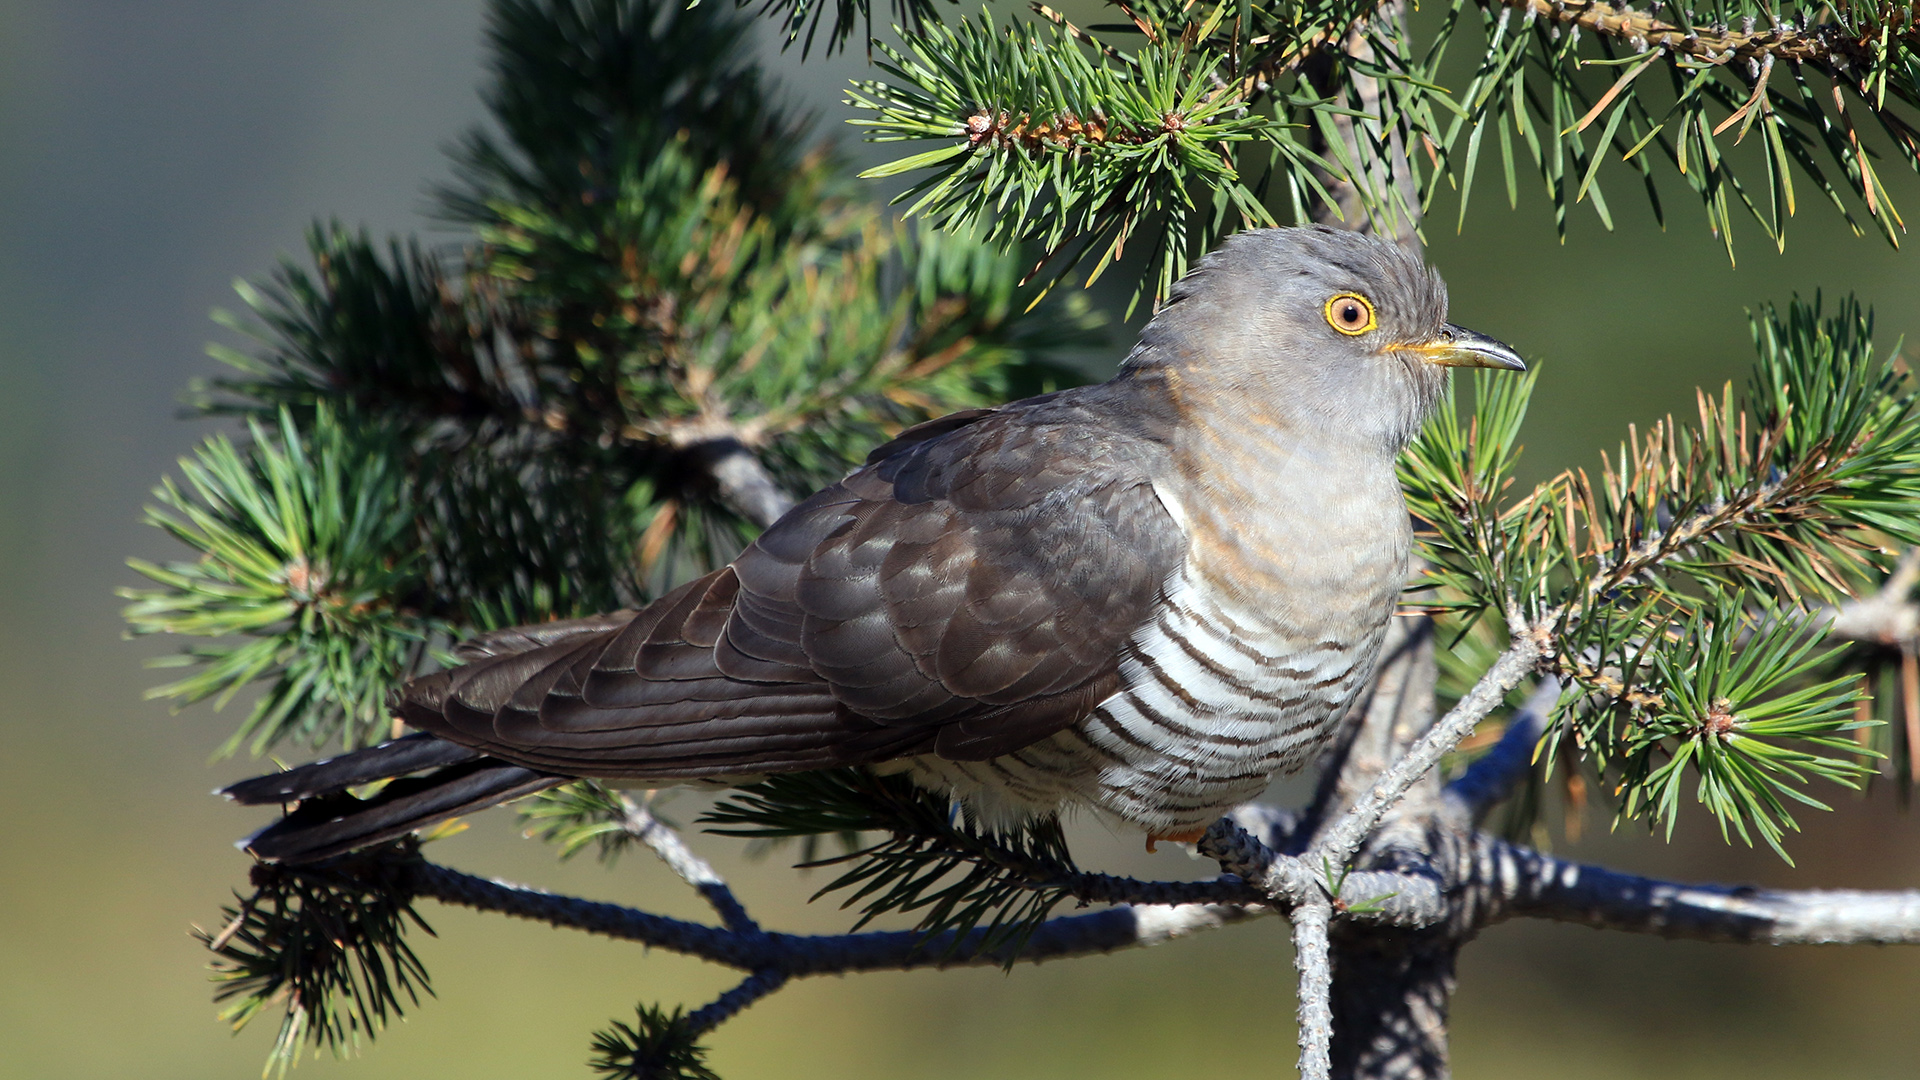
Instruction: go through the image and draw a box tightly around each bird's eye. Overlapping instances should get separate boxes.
[1324,293,1377,336]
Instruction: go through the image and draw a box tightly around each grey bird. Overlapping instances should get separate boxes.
[225,225,1526,863]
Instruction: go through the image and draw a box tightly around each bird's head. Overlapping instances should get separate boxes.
[1128,225,1525,453]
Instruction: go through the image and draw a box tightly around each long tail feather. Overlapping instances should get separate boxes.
[240,759,563,863]
[220,733,484,805]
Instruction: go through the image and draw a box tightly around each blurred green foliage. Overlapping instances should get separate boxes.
[123,0,1101,760]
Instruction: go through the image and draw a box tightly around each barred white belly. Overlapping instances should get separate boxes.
[904,569,1386,835]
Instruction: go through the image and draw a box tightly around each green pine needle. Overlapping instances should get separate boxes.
[704,769,1077,960]
[589,1005,721,1080]
[121,406,436,756]
[199,852,434,1078]
[520,780,652,864]
[1409,294,1919,856]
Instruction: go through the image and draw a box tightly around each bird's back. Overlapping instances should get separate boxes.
[395,382,1190,781]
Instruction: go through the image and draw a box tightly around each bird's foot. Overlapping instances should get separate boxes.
[1145,826,1209,853]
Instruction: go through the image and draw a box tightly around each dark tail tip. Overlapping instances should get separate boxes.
[221,733,484,805]
[239,758,561,864]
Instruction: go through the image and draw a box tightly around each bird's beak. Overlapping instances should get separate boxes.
[1404,324,1527,371]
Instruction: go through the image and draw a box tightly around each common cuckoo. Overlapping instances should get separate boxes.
[226,225,1526,862]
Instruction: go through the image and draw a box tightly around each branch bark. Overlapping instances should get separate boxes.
[1486,838,1920,945]
[1494,0,1897,77]
[407,859,1265,973]
[1315,630,1545,869]
[1440,676,1561,825]
[682,434,795,530]
[1821,548,1920,648]
[618,795,760,934]
[1295,902,1336,1080]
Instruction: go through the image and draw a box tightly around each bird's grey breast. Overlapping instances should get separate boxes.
[1062,426,1411,831]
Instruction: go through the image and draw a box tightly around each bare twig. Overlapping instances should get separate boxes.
[680,434,794,529]
[1054,871,1261,907]
[1497,0,1896,80]
[1228,802,1306,852]
[1823,548,1920,647]
[1201,818,1447,927]
[1485,837,1920,944]
[618,796,760,934]
[407,859,1265,971]
[1315,631,1546,869]
[1442,676,1562,824]
[1293,902,1335,1080]
[686,969,789,1034]
[1319,616,1438,831]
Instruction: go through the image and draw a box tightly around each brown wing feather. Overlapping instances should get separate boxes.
[397,388,1185,777]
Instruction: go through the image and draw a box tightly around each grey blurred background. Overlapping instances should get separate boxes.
[3,3,1919,1077]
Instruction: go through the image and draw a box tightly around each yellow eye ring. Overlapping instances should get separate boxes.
[1324,293,1377,336]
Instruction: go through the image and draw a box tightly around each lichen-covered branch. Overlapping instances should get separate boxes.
[1201,818,1448,925]
[1822,548,1920,648]
[681,435,796,531]
[617,796,762,934]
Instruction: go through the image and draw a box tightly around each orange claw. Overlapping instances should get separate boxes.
[1145,825,1209,853]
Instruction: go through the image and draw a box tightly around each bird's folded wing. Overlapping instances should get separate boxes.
[397,399,1185,776]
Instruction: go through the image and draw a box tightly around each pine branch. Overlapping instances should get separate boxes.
[1799,547,1920,792]
[849,0,1920,289]
[678,433,796,530]
[682,970,789,1035]
[1195,627,1541,932]
[201,826,1266,1074]
[1822,546,1920,647]
[702,767,1264,956]
[1488,836,1920,944]
[406,857,1264,971]
[1498,0,1893,82]
[517,784,762,934]
[851,8,1306,310]
[1451,0,1920,249]
[616,796,761,934]
[198,853,436,1076]
[1405,295,1920,856]
[1317,631,1549,868]
[1441,677,1563,822]
[121,406,442,756]
[1444,552,1920,837]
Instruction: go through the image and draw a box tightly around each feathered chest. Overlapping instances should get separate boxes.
[1140,448,1412,687]
[1059,460,1410,820]
[1123,566,1388,721]
[900,412,1415,833]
